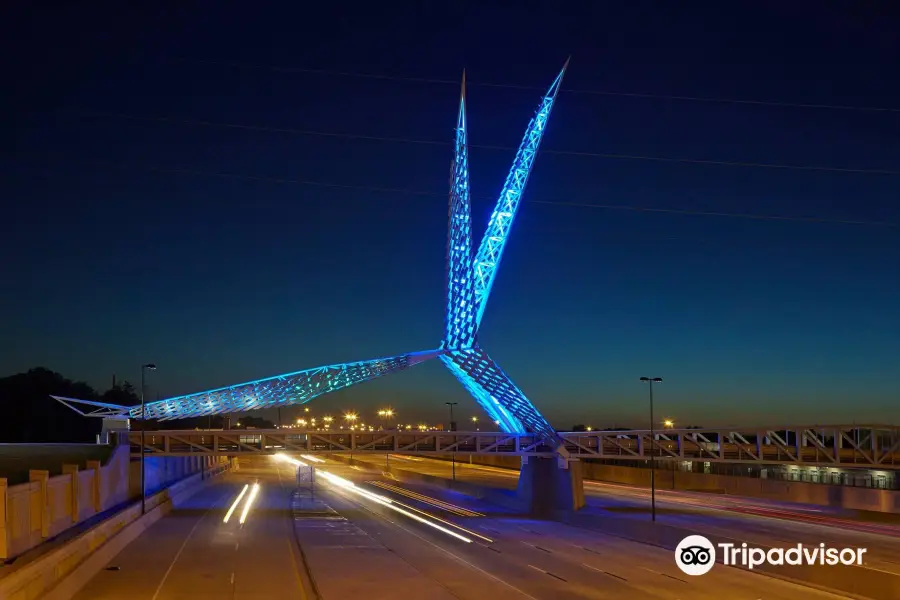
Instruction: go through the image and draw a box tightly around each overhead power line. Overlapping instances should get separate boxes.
[68,110,900,176]
[8,158,896,228]
[183,58,900,114]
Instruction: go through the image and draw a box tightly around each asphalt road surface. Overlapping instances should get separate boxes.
[72,463,307,600]
[72,455,862,599]
[369,454,900,575]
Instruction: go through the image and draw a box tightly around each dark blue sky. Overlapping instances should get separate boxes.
[2,1,898,428]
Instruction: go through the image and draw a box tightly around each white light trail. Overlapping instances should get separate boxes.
[300,454,325,463]
[239,482,261,524]
[272,453,473,543]
[316,470,472,543]
[223,484,249,523]
[274,453,307,467]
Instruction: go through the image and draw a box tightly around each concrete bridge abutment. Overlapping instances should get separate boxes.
[516,456,585,517]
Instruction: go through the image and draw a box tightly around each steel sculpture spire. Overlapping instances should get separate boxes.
[472,59,568,329]
[53,62,570,447]
[442,71,477,350]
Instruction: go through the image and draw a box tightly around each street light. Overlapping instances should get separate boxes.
[640,376,663,522]
[140,363,157,516]
[444,401,459,480]
[344,412,358,426]
[664,419,674,429]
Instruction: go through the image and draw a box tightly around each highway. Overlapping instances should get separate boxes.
[363,454,900,575]
[73,463,309,600]
[73,455,857,599]
[288,455,851,599]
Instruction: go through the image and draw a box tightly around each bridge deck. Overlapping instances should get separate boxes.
[128,424,900,469]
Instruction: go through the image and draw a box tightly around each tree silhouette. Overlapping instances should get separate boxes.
[0,368,101,442]
[101,380,139,406]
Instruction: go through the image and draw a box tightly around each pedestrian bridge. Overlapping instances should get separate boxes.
[130,423,900,469]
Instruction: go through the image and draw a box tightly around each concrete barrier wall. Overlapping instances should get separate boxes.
[430,454,900,514]
[0,442,227,560]
[578,462,900,513]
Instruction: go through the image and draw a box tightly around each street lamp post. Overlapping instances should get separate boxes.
[639,377,662,522]
[445,402,458,481]
[140,363,157,515]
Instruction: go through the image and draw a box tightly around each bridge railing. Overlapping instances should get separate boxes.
[129,429,556,457]
[127,424,900,469]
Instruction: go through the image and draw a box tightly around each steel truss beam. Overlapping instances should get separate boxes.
[442,349,558,443]
[50,396,130,418]
[560,424,900,468]
[141,350,441,420]
[56,350,442,421]
[472,60,568,329]
[129,429,556,457]
[129,424,900,469]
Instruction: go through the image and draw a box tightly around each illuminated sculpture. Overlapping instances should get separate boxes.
[54,61,568,443]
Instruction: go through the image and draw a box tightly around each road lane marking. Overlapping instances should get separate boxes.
[151,487,231,600]
[641,565,687,583]
[335,488,538,600]
[528,565,567,582]
[582,563,627,581]
[520,541,551,553]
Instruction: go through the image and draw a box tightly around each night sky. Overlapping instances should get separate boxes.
[2,2,898,429]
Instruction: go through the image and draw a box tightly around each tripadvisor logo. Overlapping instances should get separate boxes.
[675,535,867,576]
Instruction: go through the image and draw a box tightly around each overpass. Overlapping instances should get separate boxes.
[130,423,900,469]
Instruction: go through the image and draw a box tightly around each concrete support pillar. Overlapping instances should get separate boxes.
[29,470,50,539]
[516,457,585,517]
[62,464,80,523]
[0,478,9,559]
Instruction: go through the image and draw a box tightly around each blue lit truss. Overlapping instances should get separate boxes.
[442,71,477,350]
[472,60,568,329]
[53,62,569,445]
[437,62,568,441]
[56,350,441,421]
